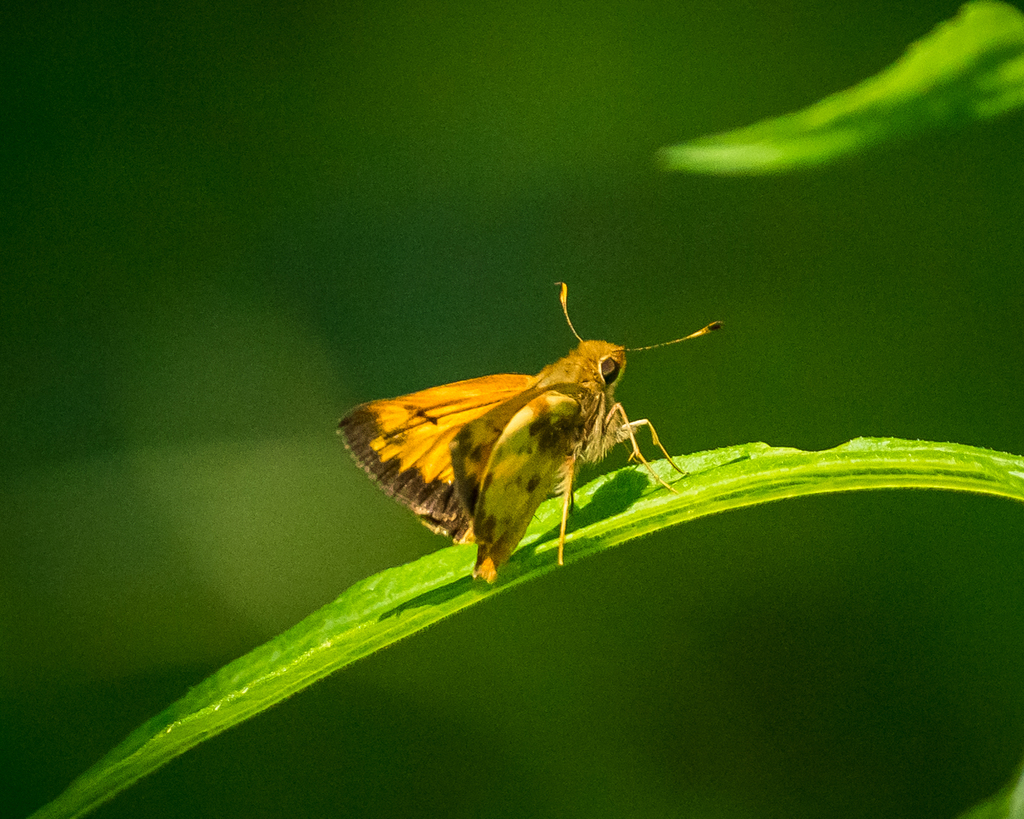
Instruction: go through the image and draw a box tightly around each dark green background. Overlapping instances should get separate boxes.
[4,1,1023,817]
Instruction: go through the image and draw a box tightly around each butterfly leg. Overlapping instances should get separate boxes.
[556,454,577,565]
[558,483,572,565]
[607,404,684,493]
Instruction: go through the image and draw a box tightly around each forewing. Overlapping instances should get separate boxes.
[339,373,534,539]
[468,390,582,574]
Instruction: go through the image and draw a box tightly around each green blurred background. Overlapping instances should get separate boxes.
[3,1,1023,817]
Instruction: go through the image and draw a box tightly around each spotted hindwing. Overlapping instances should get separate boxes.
[451,389,582,580]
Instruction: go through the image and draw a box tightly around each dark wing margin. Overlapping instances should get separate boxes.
[339,406,471,540]
[338,374,537,544]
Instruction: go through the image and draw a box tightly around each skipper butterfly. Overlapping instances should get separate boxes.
[339,284,720,582]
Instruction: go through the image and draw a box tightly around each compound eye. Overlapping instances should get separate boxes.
[600,356,620,385]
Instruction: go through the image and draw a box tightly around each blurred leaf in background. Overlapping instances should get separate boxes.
[660,0,1024,174]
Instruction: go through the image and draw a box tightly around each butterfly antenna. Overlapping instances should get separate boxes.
[626,320,723,352]
[557,282,584,342]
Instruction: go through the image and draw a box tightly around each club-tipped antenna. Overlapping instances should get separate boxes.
[557,282,584,342]
[625,320,723,351]
[558,281,722,350]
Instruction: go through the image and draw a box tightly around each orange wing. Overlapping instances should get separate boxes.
[339,373,536,540]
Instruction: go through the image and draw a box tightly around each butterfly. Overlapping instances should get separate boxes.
[339,284,720,582]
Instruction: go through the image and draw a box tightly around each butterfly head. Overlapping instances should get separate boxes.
[534,339,626,401]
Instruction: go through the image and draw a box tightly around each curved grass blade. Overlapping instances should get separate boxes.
[659,0,1024,175]
[30,437,1024,819]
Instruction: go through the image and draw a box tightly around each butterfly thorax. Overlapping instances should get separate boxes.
[534,339,627,463]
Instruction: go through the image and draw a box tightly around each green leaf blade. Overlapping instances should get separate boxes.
[30,438,1024,819]
[660,0,1024,175]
